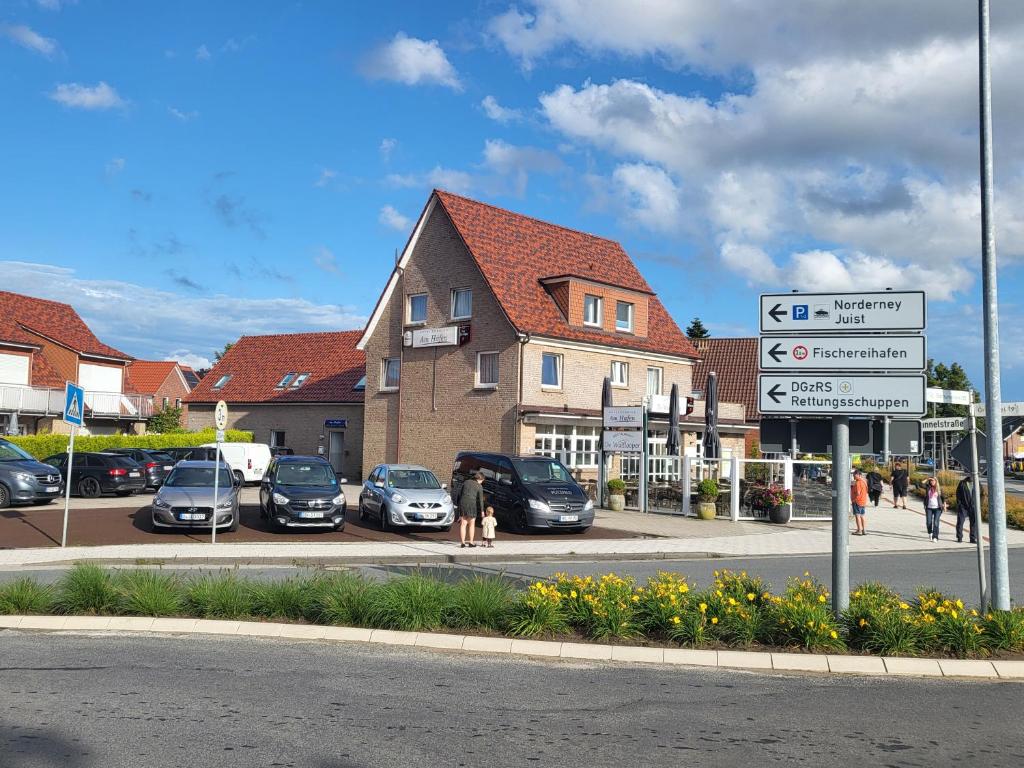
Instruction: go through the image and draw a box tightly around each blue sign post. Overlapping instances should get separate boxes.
[61,382,85,547]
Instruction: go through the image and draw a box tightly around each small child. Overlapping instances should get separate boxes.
[480,506,497,548]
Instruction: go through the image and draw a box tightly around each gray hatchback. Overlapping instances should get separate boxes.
[358,464,455,531]
[151,460,241,532]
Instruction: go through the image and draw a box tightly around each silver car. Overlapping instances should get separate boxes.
[151,460,242,532]
[358,464,455,531]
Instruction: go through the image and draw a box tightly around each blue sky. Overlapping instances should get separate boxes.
[1,0,1022,398]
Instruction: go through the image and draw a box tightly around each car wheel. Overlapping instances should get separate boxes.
[228,513,239,532]
[358,501,368,522]
[233,470,245,487]
[78,477,101,498]
[514,507,530,533]
[0,484,11,509]
[379,505,389,531]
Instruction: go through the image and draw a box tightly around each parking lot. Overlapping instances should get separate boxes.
[0,486,640,548]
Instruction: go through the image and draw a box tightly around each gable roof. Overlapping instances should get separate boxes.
[0,290,130,360]
[125,361,187,395]
[692,338,758,424]
[359,191,698,360]
[186,331,365,404]
[179,366,201,389]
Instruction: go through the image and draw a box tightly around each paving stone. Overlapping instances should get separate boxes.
[610,645,665,663]
[322,626,373,642]
[510,638,562,657]
[462,635,513,653]
[277,624,327,640]
[662,648,718,667]
[771,653,829,672]
[414,632,465,650]
[369,629,418,646]
[717,650,773,670]
[18,616,68,630]
[150,618,198,633]
[882,657,944,677]
[195,620,242,635]
[938,659,998,678]
[827,655,887,675]
[560,642,614,660]
[992,660,1024,679]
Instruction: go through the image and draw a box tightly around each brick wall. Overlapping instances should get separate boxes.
[561,279,649,337]
[153,369,192,426]
[362,201,521,480]
[188,402,364,480]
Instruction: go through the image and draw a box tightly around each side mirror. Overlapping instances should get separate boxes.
[374,480,385,489]
[338,477,348,485]
[441,482,448,490]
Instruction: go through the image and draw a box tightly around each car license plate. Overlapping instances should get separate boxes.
[418,512,438,520]
[163,465,173,471]
[559,514,579,522]
[45,486,59,493]
[129,471,141,477]
[178,513,206,521]
[299,511,324,519]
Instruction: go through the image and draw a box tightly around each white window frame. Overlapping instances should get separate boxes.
[583,294,603,327]
[162,396,169,408]
[291,372,310,389]
[276,372,296,388]
[534,424,600,469]
[212,374,231,390]
[451,287,472,320]
[174,398,182,408]
[381,358,400,392]
[647,366,663,397]
[610,360,629,388]
[541,352,562,390]
[476,351,499,389]
[615,301,634,333]
[407,293,427,325]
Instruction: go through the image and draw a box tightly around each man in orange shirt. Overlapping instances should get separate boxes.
[850,468,869,536]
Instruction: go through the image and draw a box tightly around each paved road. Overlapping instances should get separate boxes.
[1005,477,1024,496]
[1,633,1020,768]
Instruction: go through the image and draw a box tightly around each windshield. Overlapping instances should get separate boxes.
[276,463,336,486]
[511,458,574,484]
[148,452,175,462]
[164,467,233,488]
[0,440,35,462]
[388,469,441,490]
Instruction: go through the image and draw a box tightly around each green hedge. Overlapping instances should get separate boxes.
[8,430,253,459]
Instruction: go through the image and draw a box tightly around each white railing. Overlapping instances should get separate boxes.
[0,384,152,420]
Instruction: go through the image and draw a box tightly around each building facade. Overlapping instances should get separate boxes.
[125,360,194,427]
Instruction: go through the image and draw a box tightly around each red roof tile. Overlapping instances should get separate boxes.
[692,338,758,423]
[0,290,130,360]
[186,331,365,404]
[31,351,63,388]
[433,191,698,360]
[125,361,180,396]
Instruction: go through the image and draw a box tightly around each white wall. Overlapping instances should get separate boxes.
[0,353,29,385]
[78,363,122,393]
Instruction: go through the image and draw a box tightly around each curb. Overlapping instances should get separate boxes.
[1,615,1020,681]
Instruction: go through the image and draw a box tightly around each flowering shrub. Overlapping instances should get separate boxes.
[507,581,568,637]
[707,570,769,646]
[765,573,844,651]
[554,572,641,640]
[747,483,793,509]
[634,572,705,644]
[982,608,1024,652]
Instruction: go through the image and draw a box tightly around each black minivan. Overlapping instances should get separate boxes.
[451,452,593,533]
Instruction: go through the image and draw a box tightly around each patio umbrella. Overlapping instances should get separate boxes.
[702,371,721,461]
[666,381,680,456]
[7,411,18,436]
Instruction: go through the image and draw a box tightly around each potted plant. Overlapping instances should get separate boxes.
[606,478,626,512]
[696,478,718,520]
[748,483,794,524]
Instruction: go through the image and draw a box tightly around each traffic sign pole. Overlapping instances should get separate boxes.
[969,410,988,612]
[211,400,228,545]
[60,425,75,548]
[832,416,850,614]
[59,381,85,548]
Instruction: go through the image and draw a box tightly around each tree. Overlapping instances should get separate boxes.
[925,359,978,418]
[686,317,711,339]
[147,406,185,434]
[213,342,234,362]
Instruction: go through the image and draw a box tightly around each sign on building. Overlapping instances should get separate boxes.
[603,430,643,453]
[603,406,643,429]
[410,326,459,348]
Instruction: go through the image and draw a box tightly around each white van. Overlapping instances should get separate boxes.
[201,442,271,484]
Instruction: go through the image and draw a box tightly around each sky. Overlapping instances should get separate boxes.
[1,0,1022,398]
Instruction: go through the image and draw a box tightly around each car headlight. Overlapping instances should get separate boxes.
[217,499,233,510]
[390,493,406,504]
[583,499,594,512]
[442,493,452,505]
[332,494,345,505]
[272,492,289,505]
[528,499,551,512]
[13,471,34,483]
[153,497,170,509]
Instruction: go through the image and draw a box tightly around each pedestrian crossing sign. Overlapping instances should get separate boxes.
[64,382,84,427]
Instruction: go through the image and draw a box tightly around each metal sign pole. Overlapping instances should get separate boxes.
[969,411,988,611]
[211,441,221,545]
[831,416,851,614]
[60,425,76,548]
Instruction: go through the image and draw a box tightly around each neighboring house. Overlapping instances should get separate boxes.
[179,365,201,389]
[691,337,760,454]
[0,290,150,436]
[124,360,194,427]
[185,331,365,479]
[357,189,749,486]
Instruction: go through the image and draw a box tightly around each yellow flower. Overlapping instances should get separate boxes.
[631,595,640,603]
[956,599,964,610]
[950,610,958,619]
[858,618,868,627]
[818,595,826,604]
[970,609,978,617]
[746,593,756,602]
[711,617,719,624]
[936,606,945,614]
[899,602,909,610]
[830,630,838,639]
[699,602,707,613]
[569,590,577,598]
[678,584,689,594]
[672,616,681,624]
[728,597,737,606]
[807,620,815,628]
[854,591,862,598]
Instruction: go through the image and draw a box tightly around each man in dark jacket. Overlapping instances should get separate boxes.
[866,469,884,507]
[955,476,978,544]
[891,462,910,509]
[457,472,485,548]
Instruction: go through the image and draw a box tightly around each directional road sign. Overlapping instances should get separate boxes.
[971,401,1024,417]
[922,417,967,432]
[759,334,925,371]
[759,291,926,333]
[63,382,84,427]
[952,431,987,471]
[927,387,973,406]
[758,374,927,417]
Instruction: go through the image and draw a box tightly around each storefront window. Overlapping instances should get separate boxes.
[534,423,599,468]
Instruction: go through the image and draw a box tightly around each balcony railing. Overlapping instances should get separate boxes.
[0,384,153,420]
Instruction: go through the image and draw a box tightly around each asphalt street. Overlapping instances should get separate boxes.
[2,632,1022,768]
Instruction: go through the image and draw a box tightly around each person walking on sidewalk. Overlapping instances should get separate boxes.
[457,471,485,548]
[891,462,910,509]
[866,468,884,508]
[955,476,978,544]
[851,468,869,536]
[923,476,947,542]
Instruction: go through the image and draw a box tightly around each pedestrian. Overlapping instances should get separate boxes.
[457,471,484,548]
[866,467,884,507]
[955,476,978,544]
[481,505,497,548]
[923,476,947,542]
[850,468,869,536]
[891,461,910,509]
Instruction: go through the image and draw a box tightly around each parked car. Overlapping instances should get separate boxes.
[42,452,147,498]
[200,442,271,485]
[259,455,346,531]
[270,446,295,457]
[451,452,593,533]
[151,460,241,532]
[359,464,455,531]
[107,448,176,490]
[164,447,220,464]
[0,437,64,509]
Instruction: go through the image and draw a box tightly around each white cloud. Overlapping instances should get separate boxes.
[361,32,461,89]
[35,0,72,9]
[386,166,475,195]
[607,163,682,233]
[49,81,126,110]
[313,168,337,187]
[2,24,58,57]
[164,351,211,371]
[313,245,341,273]
[168,106,199,121]
[105,157,125,176]
[195,44,211,61]
[379,138,397,160]
[379,205,411,231]
[481,139,562,196]
[720,241,780,284]
[481,95,522,123]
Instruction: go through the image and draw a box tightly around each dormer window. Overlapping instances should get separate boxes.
[616,301,634,333]
[583,294,602,327]
[212,374,232,390]
[354,375,366,391]
[291,373,310,388]
[277,373,296,388]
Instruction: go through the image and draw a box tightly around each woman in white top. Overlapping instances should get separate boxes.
[923,477,947,542]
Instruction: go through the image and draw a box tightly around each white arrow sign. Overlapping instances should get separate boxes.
[758,374,927,416]
[759,335,926,371]
[760,291,926,333]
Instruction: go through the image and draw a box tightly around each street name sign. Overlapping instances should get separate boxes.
[971,401,1024,417]
[922,417,967,432]
[758,374,927,417]
[63,382,84,427]
[759,335,925,371]
[760,291,926,333]
[927,387,973,406]
[603,406,643,429]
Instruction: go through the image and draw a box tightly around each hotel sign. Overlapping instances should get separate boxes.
[603,430,643,453]
[603,406,643,429]
[411,326,459,348]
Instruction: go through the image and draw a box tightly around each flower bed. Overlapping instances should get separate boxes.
[2,564,1022,659]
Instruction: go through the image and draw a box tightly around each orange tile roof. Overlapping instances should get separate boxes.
[692,338,759,423]
[433,190,698,360]
[31,350,64,388]
[186,331,365,404]
[125,361,180,395]
[0,290,130,360]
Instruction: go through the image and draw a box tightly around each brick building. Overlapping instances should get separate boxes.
[124,360,194,427]
[186,331,365,479]
[358,190,749,485]
[692,337,760,455]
